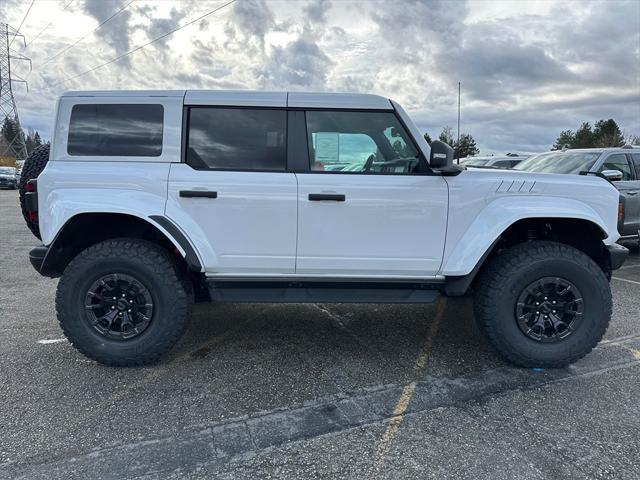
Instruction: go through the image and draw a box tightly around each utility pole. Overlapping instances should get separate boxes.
[456,81,460,164]
[0,23,31,161]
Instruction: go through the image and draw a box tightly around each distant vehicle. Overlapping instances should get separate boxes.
[0,167,17,189]
[461,156,526,169]
[515,147,640,242]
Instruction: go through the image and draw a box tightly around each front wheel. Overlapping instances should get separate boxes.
[56,239,193,366]
[474,241,612,368]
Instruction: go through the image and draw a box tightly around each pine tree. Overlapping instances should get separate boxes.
[572,122,595,149]
[455,133,479,158]
[423,132,432,145]
[1,116,20,145]
[552,130,575,150]
[438,126,455,146]
[593,119,624,147]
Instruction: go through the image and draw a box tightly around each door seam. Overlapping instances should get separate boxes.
[294,172,299,273]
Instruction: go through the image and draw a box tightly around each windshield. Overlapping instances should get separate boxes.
[514,151,601,174]
[0,167,15,174]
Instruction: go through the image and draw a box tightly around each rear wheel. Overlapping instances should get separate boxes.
[56,239,193,366]
[474,241,611,368]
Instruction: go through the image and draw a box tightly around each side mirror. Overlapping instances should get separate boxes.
[602,170,623,182]
[429,140,453,169]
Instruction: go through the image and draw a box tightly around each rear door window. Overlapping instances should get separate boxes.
[186,108,286,171]
[68,104,164,156]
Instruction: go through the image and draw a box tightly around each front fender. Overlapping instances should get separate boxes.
[441,196,611,276]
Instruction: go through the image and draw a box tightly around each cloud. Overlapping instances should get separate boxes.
[303,0,332,25]
[3,0,638,154]
[145,7,186,47]
[261,34,332,88]
[82,0,133,60]
[225,0,275,50]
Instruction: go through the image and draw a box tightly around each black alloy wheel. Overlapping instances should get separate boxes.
[84,273,154,340]
[515,277,584,343]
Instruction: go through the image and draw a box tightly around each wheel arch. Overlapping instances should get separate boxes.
[443,216,611,296]
[38,212,203,278]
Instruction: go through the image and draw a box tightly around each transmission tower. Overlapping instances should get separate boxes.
[0,23,31,161]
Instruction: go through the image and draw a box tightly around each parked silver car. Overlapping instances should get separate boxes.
[0,167,17,189]
[515,147,640,241]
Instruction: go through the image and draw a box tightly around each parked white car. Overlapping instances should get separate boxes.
[461,155,526,169]
[21,90,627,368]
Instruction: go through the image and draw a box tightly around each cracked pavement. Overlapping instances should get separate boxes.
[1,189,639,479]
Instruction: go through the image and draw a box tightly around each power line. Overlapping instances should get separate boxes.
[38,0,136,70]
[28,0,77,47]
[8,0,35,49]
[50,0,237,89]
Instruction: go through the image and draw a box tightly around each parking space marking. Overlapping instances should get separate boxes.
[9,342,639,479]
[612,276,640,286]
[374,381,417,469]
[622,347,640,360]
[618,263,640,270]
[374,297,447,472]
[36,338,67,345]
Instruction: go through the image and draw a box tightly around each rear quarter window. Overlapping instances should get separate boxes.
[67,104,164,157]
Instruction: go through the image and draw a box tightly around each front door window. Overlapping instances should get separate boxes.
[305,111,422,174]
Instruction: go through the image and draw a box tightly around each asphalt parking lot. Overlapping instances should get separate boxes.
[1,188,639,479]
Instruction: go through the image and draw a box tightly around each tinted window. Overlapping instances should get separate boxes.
[68,104,163,156]
[599,154,634,181]
[186,108,286,171]
[632,154,640,178]
[305,111,420,174]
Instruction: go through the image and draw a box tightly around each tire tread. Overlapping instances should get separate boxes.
[474,241,612,368]
[56,238,192,366]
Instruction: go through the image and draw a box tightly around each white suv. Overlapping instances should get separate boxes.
[21,90,627,368]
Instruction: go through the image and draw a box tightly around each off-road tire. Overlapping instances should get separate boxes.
[56,238,193,366]
[474,241,611,368]
[18,144,50,239]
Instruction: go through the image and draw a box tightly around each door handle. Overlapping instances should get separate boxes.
[308,193,346,202]
[180,190,218,198]
[627,191,638,196]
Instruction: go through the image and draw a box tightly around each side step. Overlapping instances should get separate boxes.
[206,281,441,304]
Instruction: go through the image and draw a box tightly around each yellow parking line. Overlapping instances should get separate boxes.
[374,297,447,472]
[374,381,417,468]
[622,346,640,360]
[414,298,447,370]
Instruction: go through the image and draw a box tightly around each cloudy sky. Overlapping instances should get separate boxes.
[2,0,639,153]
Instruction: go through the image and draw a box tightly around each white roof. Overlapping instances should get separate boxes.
[62,90,393,110]
[62,90,186,97]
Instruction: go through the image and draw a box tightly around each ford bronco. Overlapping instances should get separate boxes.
[20,90,628,367]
